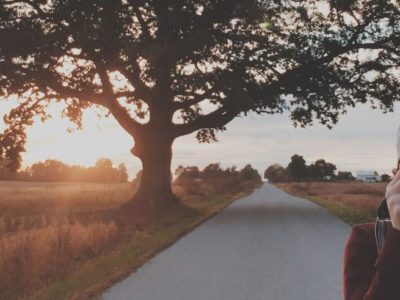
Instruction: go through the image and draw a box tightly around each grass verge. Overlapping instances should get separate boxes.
[26,184,261,300]
[296,194,376,226]
[273,182,384,226]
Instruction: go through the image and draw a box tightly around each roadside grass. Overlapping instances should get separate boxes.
[0,180,261,300]
[27,185,259,300]
[273,181,386,226]
[298,194,376,226]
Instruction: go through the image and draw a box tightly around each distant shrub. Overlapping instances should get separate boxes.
[174,163,261,195]
[264,164,291,182]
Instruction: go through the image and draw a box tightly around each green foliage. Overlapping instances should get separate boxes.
[337,171,356,181]
[117,163,129,183]
[265,154,347,182]
[264,164,291,183]
[0,159,17,180]
[288,155,308,180]
[175,163,261,194]
[240,164,262,182]
[175,165,201,180]
[380,174,392,182]
[95,158,113,169]
[307,159,337,180]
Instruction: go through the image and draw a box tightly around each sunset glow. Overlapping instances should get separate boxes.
[1,100,399,180]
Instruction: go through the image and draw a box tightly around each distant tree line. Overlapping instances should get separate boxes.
[265,154,347,183]
[264,154,392,183]
[169,163,262,195]
[175,163,261,182]
[0,158,128,183]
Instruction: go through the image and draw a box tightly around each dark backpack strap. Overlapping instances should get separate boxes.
[377,198,390,219]
[375,198,391,254]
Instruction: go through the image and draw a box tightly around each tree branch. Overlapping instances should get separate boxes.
[66,44,147,137]
[96,67,144,137]
[173,86,218,111]
[114,58,152,103]
[173,106,238,137]
[128,1,152,40]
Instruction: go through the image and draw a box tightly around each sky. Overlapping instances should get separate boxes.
[1,100,399,180]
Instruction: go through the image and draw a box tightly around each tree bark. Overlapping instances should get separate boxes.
[127,134,179,210]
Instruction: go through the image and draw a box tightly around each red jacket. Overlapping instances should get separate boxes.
[343,222,400,299]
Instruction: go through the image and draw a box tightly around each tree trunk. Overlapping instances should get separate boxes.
[126,135,179,210]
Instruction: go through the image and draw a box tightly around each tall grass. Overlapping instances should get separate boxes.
[0,221,118,299]
[0,182,135,237]
[0,179,260,299]
[0,182,132,299]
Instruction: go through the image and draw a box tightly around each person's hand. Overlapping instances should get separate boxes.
[386,165,400,230]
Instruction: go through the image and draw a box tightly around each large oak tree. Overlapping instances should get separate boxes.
[0,0,399,208]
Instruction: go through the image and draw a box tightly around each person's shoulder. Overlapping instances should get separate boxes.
[348,223,375,241]
[345,222,376,251]
[351,222,375,234]
[344,222,377,262]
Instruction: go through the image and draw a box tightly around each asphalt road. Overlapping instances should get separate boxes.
[103,183,351,300]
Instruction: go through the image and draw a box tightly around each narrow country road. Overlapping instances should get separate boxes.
[103,183,351,300]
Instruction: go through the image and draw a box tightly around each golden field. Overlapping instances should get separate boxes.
[0,179,260,299]
[0,181,133,299]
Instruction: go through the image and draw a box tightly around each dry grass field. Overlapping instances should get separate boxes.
[0,181,134,299]
[274,181,387,226]
[0,179,260,300]
[0,181,133,234]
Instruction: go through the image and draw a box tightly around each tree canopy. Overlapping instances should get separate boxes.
[265,155,344,182]
[0,0,398,206]
[288,154,308,180]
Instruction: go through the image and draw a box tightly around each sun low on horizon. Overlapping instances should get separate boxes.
[1,99,400,179]
[0,99,138,173]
